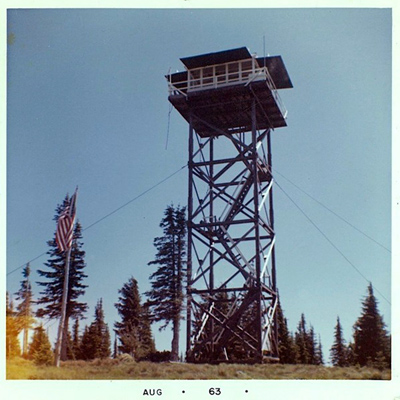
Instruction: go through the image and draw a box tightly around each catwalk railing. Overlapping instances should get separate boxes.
[167,57,288,120]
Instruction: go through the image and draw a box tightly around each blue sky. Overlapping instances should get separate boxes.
[5,6,392,374]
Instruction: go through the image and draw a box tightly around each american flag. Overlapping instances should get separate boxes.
[55,190,77,253]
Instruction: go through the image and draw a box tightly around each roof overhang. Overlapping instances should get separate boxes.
[180,47,252,70]
[256,56,293,89]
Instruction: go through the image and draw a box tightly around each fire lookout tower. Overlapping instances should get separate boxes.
[167,47,292,363]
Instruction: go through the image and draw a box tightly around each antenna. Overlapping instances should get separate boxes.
[165,67,172,150]
[165,103,173,150]
[263,34,266,67]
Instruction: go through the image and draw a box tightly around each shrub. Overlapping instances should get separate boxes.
[29,326,53,366]
[117,353,135,363]
[143,350,171,362]
[32,343,53,366]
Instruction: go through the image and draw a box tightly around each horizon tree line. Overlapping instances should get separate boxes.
[6,198,391,368]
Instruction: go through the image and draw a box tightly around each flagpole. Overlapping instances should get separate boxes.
[54,247,72,367]
[54,187,78,367]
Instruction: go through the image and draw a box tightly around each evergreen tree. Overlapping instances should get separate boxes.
[113,335,118,359]
[145,205,186,361]
[71,318,81,360]
[330,317,347,367]
[79,325,94,360]
[139,305,156,360]
[315,335,324,365]
[346,342,356,366]
[352,283,390,367]
[95,299,111,359]
[28,325,53,365]
[115,277,155,360]
[36,195,88,361]
[65,331,75,360]
[295,314,310,364]
[80,299,111,360]
[115,277,141,357]
[306,325,317,365]
[6,292,22,358]
[293,314,321,365]
[275,299,297,364]
[15,264,35,357]
[291,334,300,364]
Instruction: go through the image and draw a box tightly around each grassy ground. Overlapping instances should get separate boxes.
[6,357,391,380]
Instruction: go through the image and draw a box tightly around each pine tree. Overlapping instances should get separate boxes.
[139,305,156,360]
[65,330,75,360]
[6,292,22,358]
[113,335,118,359]
[14,264,35,357]
[275,299,297,364]
[36,195,88,361]
[115,277,155,360]
[293,314,322,365]
[306,325,317,365]
[115,277,141,357]
[352,283,390,367]
[80,299,111,360]
[315,335,324,365]
[346,342,356,366]
[28,325,53,365]
[145,205,186,361]
[71,318,81,360]
[95,299,111,359]
[79,325,94,360]
[295,314,310,364]
[330,317,347,367]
